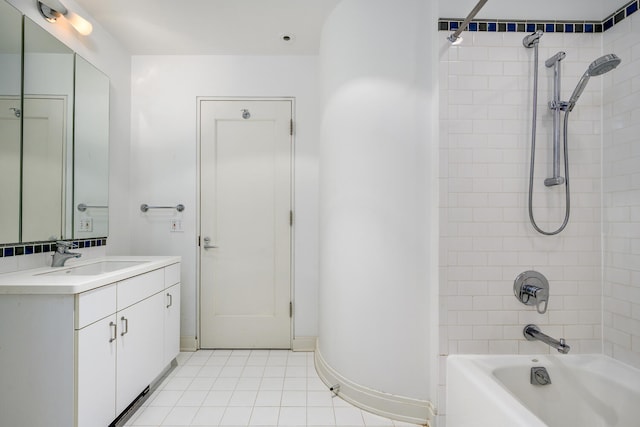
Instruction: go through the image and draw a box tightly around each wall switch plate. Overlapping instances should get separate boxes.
[170,219,184,232]
[79,218,93,232]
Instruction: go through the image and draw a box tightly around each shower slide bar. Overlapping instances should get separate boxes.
[140,203,185,213]
[446,0,489,43]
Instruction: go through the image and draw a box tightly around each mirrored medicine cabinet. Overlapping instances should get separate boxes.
[0,0,109,245]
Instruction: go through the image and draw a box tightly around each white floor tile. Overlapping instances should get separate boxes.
[281,390,306,406]
[149,390,184,407]
[334,407,365,426]
[260,377,285,391]
[125,351,421,427]
[161,406,198,425]
[176,390,208,407]
[237,377,262,390]
[188,377,217,391]
[131,406,172,425]
[212,377,239,390]
[307,391,333,407]
[220,406,253,425]
[361,411,395,426]
[203,390,233,406]
[162,377,193,391]
[283,377,307,391]
[255,390,283,407]
[191,406,226,426]
[307,406,335,425]
[278,407,307,426]
[229,390,258,406]
[199,366,224,377]
[249,406,280,426]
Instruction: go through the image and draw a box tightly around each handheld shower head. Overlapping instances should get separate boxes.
[588,53,622,76]
[567,53,621,111]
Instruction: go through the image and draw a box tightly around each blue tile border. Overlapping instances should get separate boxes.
[0,238,107,258]
[438,0,638,34]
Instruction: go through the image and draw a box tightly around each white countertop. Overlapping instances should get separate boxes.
[0,256,181,295]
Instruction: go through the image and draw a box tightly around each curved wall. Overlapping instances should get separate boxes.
[317,0,437,419]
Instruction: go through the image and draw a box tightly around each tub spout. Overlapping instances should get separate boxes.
[523,324,570,354]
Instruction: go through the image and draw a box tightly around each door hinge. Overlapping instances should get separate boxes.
[289,301,293,318]
[290,119,294,136]
[289,210,293,226]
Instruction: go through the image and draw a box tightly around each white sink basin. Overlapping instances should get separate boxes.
[39,261,147,276]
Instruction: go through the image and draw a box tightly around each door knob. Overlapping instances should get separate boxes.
[203,237,218,249]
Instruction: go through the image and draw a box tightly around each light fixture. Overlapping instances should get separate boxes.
[37,0,93,36]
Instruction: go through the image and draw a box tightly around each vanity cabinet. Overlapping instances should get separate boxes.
[0,258,181,427]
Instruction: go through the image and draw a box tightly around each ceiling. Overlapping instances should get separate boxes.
[73,0,633,56]
[73,0,342,55]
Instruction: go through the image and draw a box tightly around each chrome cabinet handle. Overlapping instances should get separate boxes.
[203,237,218,249]
[166,292,173,308]
[120,316,129,336]
[109,321,117,342]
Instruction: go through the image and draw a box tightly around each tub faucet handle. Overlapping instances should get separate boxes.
[514,271,549,314]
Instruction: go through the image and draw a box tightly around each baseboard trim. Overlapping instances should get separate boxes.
[314,347,434,426]
[292,336,317,352]
[180,336,198,352]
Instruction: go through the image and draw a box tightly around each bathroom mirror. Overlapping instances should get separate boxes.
[0,5,110,246]
[73,55,109,239]
[0,1,23,243]
[22,17,74,242]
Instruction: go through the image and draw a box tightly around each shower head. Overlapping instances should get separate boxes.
[588,53,622,75]
[567,54,621,111]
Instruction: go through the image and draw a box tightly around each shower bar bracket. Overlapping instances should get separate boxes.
[140,203,185,213]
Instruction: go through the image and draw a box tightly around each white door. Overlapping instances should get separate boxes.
[199,99,292,349]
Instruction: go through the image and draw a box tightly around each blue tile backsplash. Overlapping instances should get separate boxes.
[0,238,107,258]
[439,0,638,33]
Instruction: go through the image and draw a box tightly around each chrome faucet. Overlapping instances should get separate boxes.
[523,324,570,354]
[51,241,81,267]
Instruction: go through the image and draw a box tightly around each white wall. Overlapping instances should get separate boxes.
[129,55,320,342]
[603,12,640,369]
[318,0,436,402]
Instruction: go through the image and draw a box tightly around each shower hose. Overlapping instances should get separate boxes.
[528,43,571,235]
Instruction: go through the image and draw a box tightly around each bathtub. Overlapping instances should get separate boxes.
[447,354,640,427]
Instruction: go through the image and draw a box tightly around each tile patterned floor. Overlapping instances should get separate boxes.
[124,350,423,427]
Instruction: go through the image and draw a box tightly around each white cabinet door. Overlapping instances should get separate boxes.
[76,314,117,427]
[116,292,164,414]
[164,283,181,365]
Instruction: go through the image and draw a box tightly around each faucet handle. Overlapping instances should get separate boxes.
[55,241,77,251]
[514,271,550,314]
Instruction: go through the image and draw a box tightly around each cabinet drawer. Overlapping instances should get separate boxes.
[164,263,180,288]
[76,284,117,329]
[117,269,164,311]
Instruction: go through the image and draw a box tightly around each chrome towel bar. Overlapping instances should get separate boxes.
[140,203,185,213]
[77,203,108,212]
